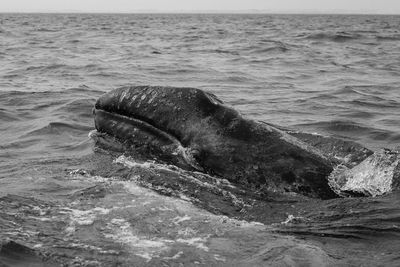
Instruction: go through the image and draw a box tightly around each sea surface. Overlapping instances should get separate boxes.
[0,13,400,266]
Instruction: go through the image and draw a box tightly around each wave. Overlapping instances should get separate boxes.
[35,27,59,32]
[276,193,400,240]
[54,99,96,118]
[335,85,397,96]
[25,63,107,73]
[298,120,371,133]
[0,240,54,266]
[352,99,400,109]
[253,45,289,53]
[23,122,93,137]
[0,108,21,122]
[246,41,290,54]
[304,32,363,42]
[333,86,400,108]
[67,39,80,43]
[295,119,399,144]
[0,87,102,99]
[214,49,240,55]
[376,35,400,41]
[26,64,68,72]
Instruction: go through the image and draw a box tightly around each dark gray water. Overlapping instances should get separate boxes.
[1,13,400,266]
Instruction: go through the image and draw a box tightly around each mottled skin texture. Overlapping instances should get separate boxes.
[94,86,337,199]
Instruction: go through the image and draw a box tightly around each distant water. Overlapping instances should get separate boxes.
[1,14,400,266]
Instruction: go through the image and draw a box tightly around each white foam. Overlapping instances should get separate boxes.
[178,227,198,237]
[32,205,47,216]
[163,251,183,260]
[158,206,174,211]
[33,244,43,249]
[214,254,226,262]
[114,155,155,169]
[178,194,192,202]
[28,216,53,221]
[61,207,111,233]
[114,155,240,205]
[87,129,97,139]
[176,237,210,251]
[218,215,265,228]
[280,214,305,225]
[104,218,172,262]
[172,215,191,224]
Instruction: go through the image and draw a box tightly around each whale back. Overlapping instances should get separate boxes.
[94,86,337,199]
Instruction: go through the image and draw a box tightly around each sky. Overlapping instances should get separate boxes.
[1,0,400,14]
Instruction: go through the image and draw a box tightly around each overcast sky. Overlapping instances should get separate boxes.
[1,0,400,14]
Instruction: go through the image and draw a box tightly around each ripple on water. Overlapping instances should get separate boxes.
[1,13,400,266]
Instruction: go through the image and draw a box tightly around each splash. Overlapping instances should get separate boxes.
[329,149,400,197]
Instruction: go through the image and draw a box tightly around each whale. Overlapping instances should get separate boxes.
[93,86,341,199]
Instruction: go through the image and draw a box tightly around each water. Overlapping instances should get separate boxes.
[0,13,400,266]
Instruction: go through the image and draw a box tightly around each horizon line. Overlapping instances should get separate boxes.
[0,10,400,15]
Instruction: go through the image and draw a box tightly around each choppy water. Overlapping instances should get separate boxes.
[1,13,400,266]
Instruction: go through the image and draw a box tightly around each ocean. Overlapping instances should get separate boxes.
[0,13,400,266]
